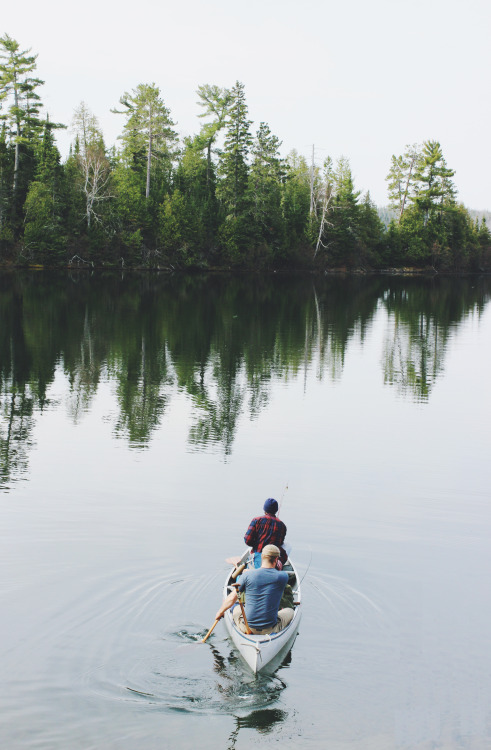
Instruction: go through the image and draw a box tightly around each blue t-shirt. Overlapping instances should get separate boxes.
[238,567,288,629]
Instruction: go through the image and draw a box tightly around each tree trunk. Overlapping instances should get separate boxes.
[146,109,152,200]
[206,140,212,189]
[12,74,20,199]
[398,155,416,224]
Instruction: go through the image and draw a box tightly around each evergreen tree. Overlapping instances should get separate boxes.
[329,157,361,266]
[217,80,252,217]
[413,140,456,222]
[22,116,65,261]
[0,34,44,225]
[112,84,178,201]
[249,122,286,259]
[196,84,232,191]
[158,137,214,266]
[385,144,422,223]
[357,192,386,267]
[281,150,311,255]
[0,123,13,249]
[35,115,62,188]
[216,81,253,262]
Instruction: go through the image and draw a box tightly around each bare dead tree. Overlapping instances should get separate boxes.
[313,180,334,259]
[72,103,112,229]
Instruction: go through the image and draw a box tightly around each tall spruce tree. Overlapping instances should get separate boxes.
[216,81,253,262]
[217,81,252,217]
[22,115,64,260]
[249,122,286,252]
[330,157,362,266]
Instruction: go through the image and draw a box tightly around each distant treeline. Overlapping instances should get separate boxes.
[1,34,490,272]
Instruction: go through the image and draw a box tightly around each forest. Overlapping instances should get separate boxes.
[1,33,490,273]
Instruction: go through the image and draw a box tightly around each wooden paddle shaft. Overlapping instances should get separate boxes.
[202,619,219,643]
[231,562,246,580]
[232,583,252,634]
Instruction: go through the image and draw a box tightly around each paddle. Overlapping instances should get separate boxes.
[227,548,250,577]
[231,583,252,634]
[203,553,251,643]
[202,618,219,643]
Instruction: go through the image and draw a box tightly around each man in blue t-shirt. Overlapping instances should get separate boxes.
[215,545,294,635]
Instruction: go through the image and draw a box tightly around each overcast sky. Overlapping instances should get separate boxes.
[3,0,490,210]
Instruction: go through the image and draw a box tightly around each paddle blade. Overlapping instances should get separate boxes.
[226,550,250,567]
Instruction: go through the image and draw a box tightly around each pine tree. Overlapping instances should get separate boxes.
[112,84,178,201]
[385,144,422,223]
[413,140,456,222]
[196,84,232,191]
[0,34,44,224]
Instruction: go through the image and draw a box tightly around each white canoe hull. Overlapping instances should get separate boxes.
[222,555,302,673]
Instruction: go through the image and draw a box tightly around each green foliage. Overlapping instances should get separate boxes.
[0,34,45,230]
[281,150,310,253]
[0,123,13,253]
[357,192,387,267]
[217,214,248,264]
[112,83,178,203]
[386,144,422,222]
[196,84,232,193]
[315,157,363,266]
[0,36,488,272]
[23,181,63,261]
[248,122,286,259]
[217,81,252,225]
[413,140,456,220]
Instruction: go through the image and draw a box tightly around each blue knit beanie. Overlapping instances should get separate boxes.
[264,498,278,515]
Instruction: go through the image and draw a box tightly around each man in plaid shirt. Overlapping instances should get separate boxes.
[244,498,287,566]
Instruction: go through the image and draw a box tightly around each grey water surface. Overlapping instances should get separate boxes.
[1,271,491,749]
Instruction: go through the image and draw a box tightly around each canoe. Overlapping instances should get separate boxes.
[222,551,302,673]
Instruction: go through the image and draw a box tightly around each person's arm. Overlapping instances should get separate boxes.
[244,518,258,548]
[215,588,238,621]
[279,521,287,546]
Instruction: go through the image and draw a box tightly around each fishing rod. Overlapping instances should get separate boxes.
[277,481,289,518]
[300,545,313,584]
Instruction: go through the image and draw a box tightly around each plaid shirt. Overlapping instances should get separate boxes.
[244,513,287,552]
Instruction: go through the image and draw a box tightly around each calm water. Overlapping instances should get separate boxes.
[1,271,491,749]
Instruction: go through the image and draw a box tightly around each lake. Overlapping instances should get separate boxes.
[1,270,491,749]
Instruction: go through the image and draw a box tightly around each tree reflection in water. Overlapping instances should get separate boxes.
[0,271,489,487]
